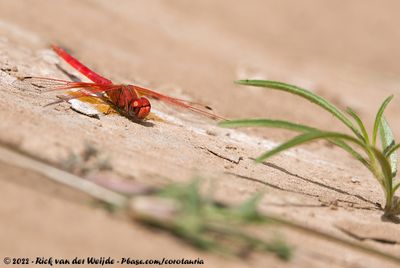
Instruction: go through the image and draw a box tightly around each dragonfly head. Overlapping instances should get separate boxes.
[129,97,151,119]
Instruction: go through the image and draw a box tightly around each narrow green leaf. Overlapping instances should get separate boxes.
[346,108,369,143]
[385,143,400,159]
[235,80,362,139]
[219,119,317,132]
[379,117,397,176]
[220,118,369,168]
[330,139,370,168]
[371,147,393,192]
[372,95,394,146]
[255,131,364,162]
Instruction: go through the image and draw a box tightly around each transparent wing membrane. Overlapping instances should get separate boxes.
[22,76,224,120]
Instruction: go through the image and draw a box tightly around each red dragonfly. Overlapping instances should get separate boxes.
[24,44,223,121]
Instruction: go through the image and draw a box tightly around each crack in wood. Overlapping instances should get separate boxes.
[335,225,398,245]
[199,146,243,164]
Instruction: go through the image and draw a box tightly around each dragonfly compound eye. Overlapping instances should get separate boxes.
[130,97,151,119]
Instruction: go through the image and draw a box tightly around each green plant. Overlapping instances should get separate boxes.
[130,180,292,260]
[219,80,400,216]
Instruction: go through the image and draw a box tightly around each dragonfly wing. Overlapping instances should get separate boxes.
[23,77,123,95]
[131,85,224,120]
[23,76,224,120]
[60,90,117,116]
[69,96,116,116]
[50,91,116,117]
[69,98,102,117]
[21,77,117,116]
